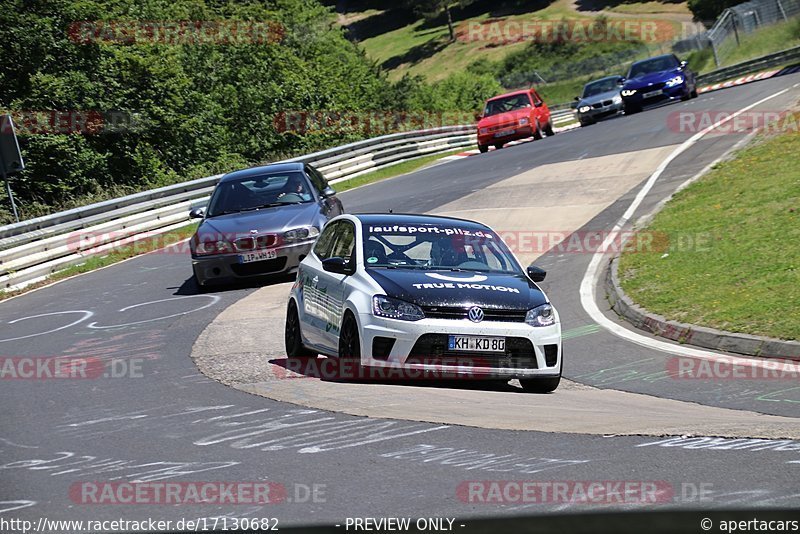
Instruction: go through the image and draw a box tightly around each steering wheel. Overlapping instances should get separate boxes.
[277,192,304,203]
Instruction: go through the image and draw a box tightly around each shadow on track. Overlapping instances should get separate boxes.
[268,356,534,393]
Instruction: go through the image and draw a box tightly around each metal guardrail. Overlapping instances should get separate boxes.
[3,39,794,292]
[0,125,476,290]
[551,109,576,125]
[696,44,800,85]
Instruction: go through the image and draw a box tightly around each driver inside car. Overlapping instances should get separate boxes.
[430,235,468,267]
[277,174,312,202]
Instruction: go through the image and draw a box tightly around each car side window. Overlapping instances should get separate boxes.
[305,165,328,194]
[329,221,356,264]
[313,221,340,260]
[530,90,542,106]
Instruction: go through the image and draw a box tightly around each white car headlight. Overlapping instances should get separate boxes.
[518,118,529,126]
[578,106,591,113]
[372,295,425,321]
[612,95,622,104]
[525,303,556,327]
[621,89,637,97]
[665,75,684,87]
[283,226,320,243]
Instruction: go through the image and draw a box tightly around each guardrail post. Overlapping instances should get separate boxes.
[1,166,20,224]
[776,0,788,20]
[711,39,721,67]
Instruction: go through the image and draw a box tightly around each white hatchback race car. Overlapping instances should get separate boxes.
[284,213,563,392]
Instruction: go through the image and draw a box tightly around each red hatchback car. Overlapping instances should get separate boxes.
[477,89,554,153]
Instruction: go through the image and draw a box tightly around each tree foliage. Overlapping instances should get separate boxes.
[687,0,743,23]
[0,0,503,223]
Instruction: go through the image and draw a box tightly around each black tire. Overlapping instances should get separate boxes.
[478,144,489,153]
[338,312,361,361]
[544,121,555,136]
[193,268,212,293]
[519,375,561,393]
[691,88,699,99]
[681,90,691,101]
[579,118,593,127]
[494,142,504,150]
[520,356,562,393]
[532,120,543,140]
[285,300,317,359]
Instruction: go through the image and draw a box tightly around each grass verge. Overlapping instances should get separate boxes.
[618,114,800,340]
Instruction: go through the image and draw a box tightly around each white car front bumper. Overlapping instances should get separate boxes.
[358,313,562,379]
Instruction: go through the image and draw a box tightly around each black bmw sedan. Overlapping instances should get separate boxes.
[189,162,344,288]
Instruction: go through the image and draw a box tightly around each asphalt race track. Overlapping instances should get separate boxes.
[2,73,800,529]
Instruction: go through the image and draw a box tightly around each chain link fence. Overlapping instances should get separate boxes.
[502,0,799,93]
[707,0,800,66]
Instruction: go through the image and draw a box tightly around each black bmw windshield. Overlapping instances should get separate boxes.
[207,172,314,217]
[363,223,522,274]
[583,78,620,98]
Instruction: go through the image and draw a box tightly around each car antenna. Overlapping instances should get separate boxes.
[389,209,393,213]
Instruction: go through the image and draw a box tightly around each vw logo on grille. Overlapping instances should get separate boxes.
[467,306,485,323]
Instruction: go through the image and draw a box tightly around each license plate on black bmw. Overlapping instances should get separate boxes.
[238,250,277,264]
[448,335,506,352]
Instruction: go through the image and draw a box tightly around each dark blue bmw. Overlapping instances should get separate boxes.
[620,54,698,114]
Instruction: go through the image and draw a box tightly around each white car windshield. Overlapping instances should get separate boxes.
[363,224,521,273]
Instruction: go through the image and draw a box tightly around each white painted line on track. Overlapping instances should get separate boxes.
[86,294,221,329]
[579,85,800,372]
[0,310,94,343]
